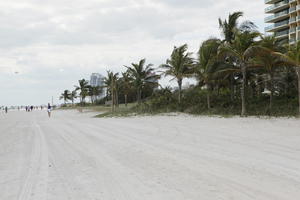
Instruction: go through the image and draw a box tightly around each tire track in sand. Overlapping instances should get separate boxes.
[18,121,49,200]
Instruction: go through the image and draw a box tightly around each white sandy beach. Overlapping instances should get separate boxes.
[0,110,300,200]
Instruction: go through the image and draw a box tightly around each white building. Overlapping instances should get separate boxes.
[90,73,104,87]
[89,73,105,101]
[265,0,300,44]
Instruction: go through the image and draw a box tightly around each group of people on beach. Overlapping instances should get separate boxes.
[25,106,35,112]
[2,103,52,117]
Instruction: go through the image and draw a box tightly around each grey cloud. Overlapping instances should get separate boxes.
[0,0,212,48]
[155,0,214,8]
[0,0,265,105]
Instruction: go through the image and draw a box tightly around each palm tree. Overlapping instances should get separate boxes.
[60,90,71,105]
[160,44,194,103]
[218,11,243,44]
[89,86,103,104]
[219,30,260,116]
[115,77,121,107]
[275,41,300,115]
[245,36,286,110]
[219,12,243,100]
[104,71,112,101]
[219,11,256,101]
[104,71,119,111]
[121,72,132,107]
[126,59,159,104]
[70,90,77,106]
[196,38,222,109]
[75,79,90,105]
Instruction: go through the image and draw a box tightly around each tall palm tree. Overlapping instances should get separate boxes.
[219,31,260,116]
[126,59,159,104]
[104,71,112,101]
[75,79,90,105]
[89,86,103,104]
[219,11,256,100]
[196,38,222,109]
[276,41,300,115]
[60,90,71,105]
[160,44,194,103]
[115,76,121,107]
[219,12,243,100]
[70,90,77,106]
[104,71,119,111]
[218,11,243,44]
[245,36,286,110]
[121,72,132,107]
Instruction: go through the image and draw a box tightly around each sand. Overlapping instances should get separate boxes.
[0,110,300,200]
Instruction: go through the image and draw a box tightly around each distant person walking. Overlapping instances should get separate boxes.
[47,103,52,118]
[5,107,8,113]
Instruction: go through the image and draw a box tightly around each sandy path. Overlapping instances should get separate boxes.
[0,110,300,200]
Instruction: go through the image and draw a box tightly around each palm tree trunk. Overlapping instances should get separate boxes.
[207,84,211,110]
[106,89,109,101]
[137,88,142,104]
[269,72,274,111]
[207,92,211,110]
[257,81,261,98]
[230,74,234,101]
[241,64,247,116]
[125,94,128,107]
[111,87,115,112]
[178,79,182,104]
[110,85,115,112]
[116,90,119,108]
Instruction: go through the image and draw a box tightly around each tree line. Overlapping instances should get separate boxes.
[60,11,300,116]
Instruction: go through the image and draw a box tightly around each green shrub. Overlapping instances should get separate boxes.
[143,86,298,116]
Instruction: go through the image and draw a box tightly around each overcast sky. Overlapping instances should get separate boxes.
[0,0,265,106]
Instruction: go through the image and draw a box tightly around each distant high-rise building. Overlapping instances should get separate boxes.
[265,0,300,44]
[90,73,104,87]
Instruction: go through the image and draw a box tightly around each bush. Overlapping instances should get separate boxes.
[126,86,298,117]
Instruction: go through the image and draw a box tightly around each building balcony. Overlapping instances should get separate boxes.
[290,27,296,34]
[289,38,296,44]
[289,6,296,13]
[289,17,297,24]
[264,10,289,23]
[274,29,289,38]
[265,20,289,32]
[265,0,289,13]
